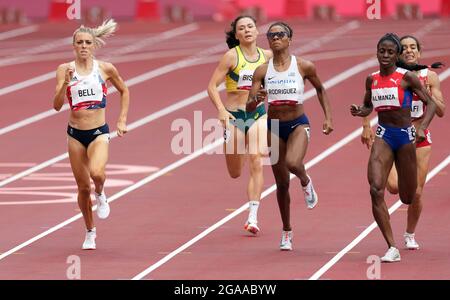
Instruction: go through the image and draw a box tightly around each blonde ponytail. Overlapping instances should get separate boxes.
[73,19,117,48]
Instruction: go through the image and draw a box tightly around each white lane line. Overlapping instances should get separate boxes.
[0,52,376,188]
[0,153,69,188]
[439,68,450,81]
[0,22,396,262]
[0,20,360,138]
[0,47,206,67]
[130,76,379,280]
[292,20,360,54]
[0,139,223,261]
[130,118,381,280]
[0,24,199,96]
[0,25,38,41]
[307,66,450,280]
[0,56,218,139]
[0,49,379,261]
[0,37,72,67]
[0,72,56,97]
[131,21,447,279]
[0,80,221,189]
[309,155,450,280]
[106,24,199,58]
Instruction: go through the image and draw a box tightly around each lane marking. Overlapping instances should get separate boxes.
[0,25,38,41]
[308,58,450,280]
[0,24,199,97]
[0,21,424,270]
[0,139,223,261]
[0,55,218,138]
[0,21,356,137]
[309,155,450,280]
[131,21,448,278]
[131,117,380,280]
[0,21,360,186]
[0,36,377,263]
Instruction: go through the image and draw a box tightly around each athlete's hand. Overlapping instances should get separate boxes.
[350,104,363,117]
[416,126,426,144]
[322,119,333,135]
[218,108,235,129]
[116,121,128,137]
[361,126,374,149]
[64,67,74,84]
[256,88,267,102]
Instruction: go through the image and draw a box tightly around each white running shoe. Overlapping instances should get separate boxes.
[244,221,260,235]
[95,192,110,219]
[302,175,318,209]
[280,230,293,251]
[404,232,420,250]
[381,247,401,262]
[82,229,96,250]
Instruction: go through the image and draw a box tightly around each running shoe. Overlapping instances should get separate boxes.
[280,230,293,251]
[381,246,401,262]
[95,192,110,219]
[302,175,318,209]
[244,221,260,235]
[404,232,420,250]
[82,229,96,250]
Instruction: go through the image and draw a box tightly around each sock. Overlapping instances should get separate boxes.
[87,227,96,233]
[248,200,260,223]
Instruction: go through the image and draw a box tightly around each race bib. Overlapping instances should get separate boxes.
[237,69,254,90]
[70,80,103,106]
[411,100,424,118]
[375,125,386,138]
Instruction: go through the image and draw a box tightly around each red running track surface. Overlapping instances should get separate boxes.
[0,19,449,280]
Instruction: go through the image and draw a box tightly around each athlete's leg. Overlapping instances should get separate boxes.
[224,124,246,178]
[244,117,267,231]
[386,164,399,194]
[246,116,267,202]
[285,125,309,185]
[269,130,290,231]
[395,143,417,205]
[406,145,431,233]
[368,138,396,248]
[68,137,94,230]
[87,134,109,194]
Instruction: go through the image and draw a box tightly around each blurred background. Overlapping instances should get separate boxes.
[0,0,448,24]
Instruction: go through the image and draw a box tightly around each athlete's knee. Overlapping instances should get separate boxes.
[399,190,414,205]
[248,155,263,174]
[369,184,384,204]
[227,166,241,178]
[90,168,105,182]
[77,184,91,197]
[275,180,290,192]
[285,160,303,175]
[414,188,423,203]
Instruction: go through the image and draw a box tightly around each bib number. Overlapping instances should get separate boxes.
[375,125,385,138]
